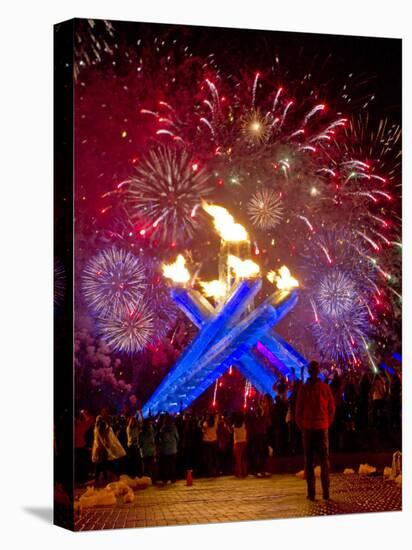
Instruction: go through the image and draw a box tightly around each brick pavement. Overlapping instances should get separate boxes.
[74,474,401,531]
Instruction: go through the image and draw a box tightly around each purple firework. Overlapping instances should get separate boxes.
[82,247,147,318]
[301,228,377,365]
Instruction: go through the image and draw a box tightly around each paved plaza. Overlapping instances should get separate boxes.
[74,473,402,531]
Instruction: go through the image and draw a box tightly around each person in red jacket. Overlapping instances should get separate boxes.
[296,361,335,501]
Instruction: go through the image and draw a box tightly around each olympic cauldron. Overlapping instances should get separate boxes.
[142,277,307,416]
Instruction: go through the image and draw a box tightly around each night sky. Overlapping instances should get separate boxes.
[68,19,401,409]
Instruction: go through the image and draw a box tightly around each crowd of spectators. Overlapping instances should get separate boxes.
[74,366,402,486]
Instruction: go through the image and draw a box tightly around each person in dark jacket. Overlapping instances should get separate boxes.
[217,413,233,475]
[139,418,156,481]
[158,414,179,483]
[126,416,142,477]
[329,372,344,451]
[247,406,270,477]
[286,380,302,455]
[272,394,288,455]
[296,361,335,501]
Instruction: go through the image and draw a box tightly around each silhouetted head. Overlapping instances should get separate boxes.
[308,361,320,379]
[207,413,215,427]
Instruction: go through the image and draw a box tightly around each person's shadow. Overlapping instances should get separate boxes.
[23,507,53,524]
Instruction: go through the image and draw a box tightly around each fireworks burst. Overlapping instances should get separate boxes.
[135,60,400,368]
[121,146,212,245]
[301,228,377,364]
[80,34,400,369]
[247,188,284,230]
[312,304,370,365]
[316,270,357,318]
[74,19,116,80]
[146,72,335,159]
[144,257,178,339]
[328,115,402,260]
[241,109,272,145]
[97,301,154,354]
[90,217,179,340]
[142,71,349,237]
[144,70,398,250]
[54,259,66,307]
[82,247,147,317]
[344,115,401,180]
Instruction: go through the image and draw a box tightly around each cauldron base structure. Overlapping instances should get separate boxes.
[143,279,307,416]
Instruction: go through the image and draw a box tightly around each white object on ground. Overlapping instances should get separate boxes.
[123,487,135,503]
[119,474,152,489]
[79,487,117,510]
[106,480,130,496]
[358,463,376,475]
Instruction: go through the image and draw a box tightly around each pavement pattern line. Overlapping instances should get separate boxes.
[74,474,402,531]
